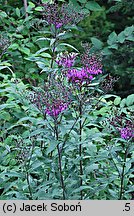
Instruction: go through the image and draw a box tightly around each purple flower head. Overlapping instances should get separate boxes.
[80,44,103,77]
[56,52,78,68]
[89,75,93,80]
[82,54,103,75]
[119,127,134,140]
[110,114,134,140]
[45,99,68,117]
[42,3,85,29]
[55,22,63,29]
[86,66,102,75]
[101,74,119,93]
[29,77,71,118]
[67,68,93,84]
[45,80,71,117]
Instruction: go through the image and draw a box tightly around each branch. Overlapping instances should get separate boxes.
[23,0,28,18]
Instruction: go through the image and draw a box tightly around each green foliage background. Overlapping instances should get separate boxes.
[0,0,134,96]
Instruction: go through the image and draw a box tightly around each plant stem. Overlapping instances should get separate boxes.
[26,171,33,200]
[24,138,35,199]
[55,119,66,199]
[57,144,66,199]
[50,27,57,69]
[79,86,83,200]
[119,147,128,200]
[23,0,28,18]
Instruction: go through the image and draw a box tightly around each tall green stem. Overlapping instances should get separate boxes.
[55,119,66,200]
[119,147,128,200]
[50,27,57,69]
[25,139,35,199]
[26,171,33,200]
[79,86,83,200]
[47,26,58,185]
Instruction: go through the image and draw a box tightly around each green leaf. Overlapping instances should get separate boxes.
[0,11,7,18]
[26,5,33,13]
[108,189,118,199]
[17,117,36,124]
[42,0,53,3]
[124,26,134,36]
[29,2,35,8]
[102,47,112,55]
[2,172,23,178]
[0,111,11,120]
[0,66,8,70]
[78,0,87,3]
[13,34,24,39]
[85,164,99,174]
[35,6,44,11]
[19,47,30,55]
[81,8,90,14]
[46,141,58,154]
[36,61,49,69]
[91,37,103,49]
[30,129,45,137]
[36,37,51,42]
[126,94,134,106]
[87,142,97,156]
[50,38,56,46]
[113,0,121,2]
[102,94,117,99]
[114,96,121,106]
[36,47,49,54]
[16,8,20,17]
[85,1,102,11]
[120,98,126,108]
[127,35,134,41]
[0,104,15,111]
[72,186,93,193]
[39,53,52,58]
[118,31,126,43]
[0,62,12,67]
[9,43,19,50]
[25,56,40,62]
[31,161,44,170]
[57,43,79,52]
[125,162,132,175]
[107,31,118,45]
[69,0,80,7]
[108,44,118,49]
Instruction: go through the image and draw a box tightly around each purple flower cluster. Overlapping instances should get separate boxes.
[42,3,84,29]
[45,100,68,117]
[55,50,103,85]
[101,74,119,93]
[67,68,93,83]
[29,78,71,118]
[65,54,102,84]
[86,65,102,75]
[119,127,134,140]
[56,52,77,68]
[110,115,134,140]
[81,53,103,75]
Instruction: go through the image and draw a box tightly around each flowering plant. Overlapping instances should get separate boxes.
[42,3,84,29]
